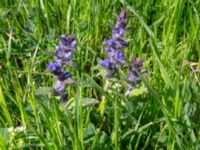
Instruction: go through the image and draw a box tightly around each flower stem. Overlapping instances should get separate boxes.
[98,79,110,116]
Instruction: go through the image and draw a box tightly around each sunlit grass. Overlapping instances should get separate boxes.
[0,0,199,149]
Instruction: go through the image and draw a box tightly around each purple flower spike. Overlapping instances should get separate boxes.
[101,8,128,77]
[46,33,77,102]
[46,34,77,69]
[59,34,76,47]
[126,57,147,94]
[115,8,127,29]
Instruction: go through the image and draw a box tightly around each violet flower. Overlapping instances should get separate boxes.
[46,34,77,69]
[46,34,77,102]
[101,9,128,78]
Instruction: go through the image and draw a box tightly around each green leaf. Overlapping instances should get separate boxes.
[83,123,95,143]
[0,135,7,150]
[0,128,10,142]
[126,5,154,38]
[0,86,13,126]
[130,85,148,96]
[66,97,99,110]
[35,87,53,96]
[150,39,174,88]
[159,134,167,143]
[84,74,107,95]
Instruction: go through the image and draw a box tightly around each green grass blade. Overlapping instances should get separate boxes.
[0,86,13,126]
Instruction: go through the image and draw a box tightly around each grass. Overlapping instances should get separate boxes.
[0,0,200,149]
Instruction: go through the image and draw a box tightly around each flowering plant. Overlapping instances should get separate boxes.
[100,8,147,98]
[46,34,77,102]
[101,9,128,78]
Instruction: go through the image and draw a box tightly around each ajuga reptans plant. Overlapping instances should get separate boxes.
[46,34,77,102]
[101,8,128,78]
[101,8,147,96]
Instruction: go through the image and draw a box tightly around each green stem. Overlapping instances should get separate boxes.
[114,97,118,150]
[98,80,110,116]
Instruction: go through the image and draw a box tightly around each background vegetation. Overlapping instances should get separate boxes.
[0,0,199,149]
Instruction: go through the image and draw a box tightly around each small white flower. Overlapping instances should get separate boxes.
[8,127,14,132]
[16,126,25,132]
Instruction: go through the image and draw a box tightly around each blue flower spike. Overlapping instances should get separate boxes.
[101,8,128,78]
[126,57,147,96]
[46,34,77,103]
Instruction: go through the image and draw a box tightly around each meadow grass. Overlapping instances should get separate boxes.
[0,0,200,149]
